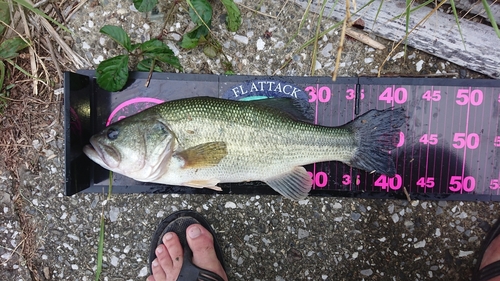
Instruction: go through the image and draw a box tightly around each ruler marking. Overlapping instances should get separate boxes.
[460,87,472,194]
[424,86,433,194]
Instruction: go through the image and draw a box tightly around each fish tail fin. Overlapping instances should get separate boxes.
[344,108,406,177]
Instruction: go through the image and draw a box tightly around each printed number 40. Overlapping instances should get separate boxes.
[379,87,407,104]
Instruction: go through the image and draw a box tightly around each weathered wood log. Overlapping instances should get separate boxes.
[292,0,500,78]
[454,0,500,24]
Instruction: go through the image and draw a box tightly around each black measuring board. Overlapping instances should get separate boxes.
[64,71,500,201]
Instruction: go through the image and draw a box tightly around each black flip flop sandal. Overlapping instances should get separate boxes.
[148,210,226,281]
[473,217,500,281]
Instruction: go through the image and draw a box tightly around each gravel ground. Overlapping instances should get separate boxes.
[1,0,498,280]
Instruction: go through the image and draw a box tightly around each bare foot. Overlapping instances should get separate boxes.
[479,234,500,281]
[147,224,228,281]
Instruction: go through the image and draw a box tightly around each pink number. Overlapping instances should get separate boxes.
[308,171,328,188]
[419,134,438,145]
[453,133,479,149]
[416,177,435,188]
[449,176,475,192]
[422,90,441,101]
[306,86,331,103]
[346,89,355,100]
[396,131,405,147]
[379,87,407,104]
[318,87,331,103]
[498,93,500,103]
[346,88,364,100]
[342,175,351,185]
[375,174,402,190]
[305,86,316,102]
[456,89,483,106]
[494,136,500,147]
[490,179,500,190]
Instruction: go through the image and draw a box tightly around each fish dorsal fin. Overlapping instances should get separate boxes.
[264,166,312,200]
[176,142,228,169]
[247,98,314,122]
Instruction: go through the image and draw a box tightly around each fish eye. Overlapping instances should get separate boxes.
[107,128,119,140]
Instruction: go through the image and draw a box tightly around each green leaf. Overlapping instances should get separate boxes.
[203,45,217,58]
[0,2,10,38]
[188,0,212,27]
[133,0,158,13]
[139,38,167,53]
[0,37,30,60]
[96,55,129,92]
[100,25,132,52]
[137,58,163,72]
[140,39,182,70]
[179,31,200,49]
[220,0,241,32]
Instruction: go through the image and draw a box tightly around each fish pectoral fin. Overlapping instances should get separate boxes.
[264,166,312,201]
[183,179,222,191]
[176,142,228,169]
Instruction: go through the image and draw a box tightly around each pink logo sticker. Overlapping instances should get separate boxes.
[106,97,165,126]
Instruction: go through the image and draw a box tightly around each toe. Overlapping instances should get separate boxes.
[150,232,184,281]
[186,224,228,281]
[479,234,500,281]
[162,232,183,269]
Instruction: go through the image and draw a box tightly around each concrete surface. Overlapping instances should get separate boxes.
[1,0,498,280]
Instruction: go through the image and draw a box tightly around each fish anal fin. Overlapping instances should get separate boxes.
[176,142,227,169]
[264,166,312,201]
[183,179,222,191]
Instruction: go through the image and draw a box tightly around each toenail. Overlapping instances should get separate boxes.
[188,226,201,238]
[164,232,173,241]
[156,246,163,254]
[152,260,159,267]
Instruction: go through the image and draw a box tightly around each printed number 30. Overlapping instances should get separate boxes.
[305,86,331,103]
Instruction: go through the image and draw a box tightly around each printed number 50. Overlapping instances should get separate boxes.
[449,176,475,192]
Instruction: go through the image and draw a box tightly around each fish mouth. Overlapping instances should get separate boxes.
[83,139,120,169]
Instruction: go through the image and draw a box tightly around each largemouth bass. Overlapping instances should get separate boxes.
[83,97,405,200]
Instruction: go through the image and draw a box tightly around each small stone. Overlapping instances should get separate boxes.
[332,202,342,209]
[138,266,148,277]
[298,229,309,239]
[458,250,474,257]
[414,240,426,248]
[110,256,119,267]
[351,212,361,221]
[71,264,78,270]
[256,38,265,50]
[360,269,373,276]
[321,43,333,57]
[435,228,441,237]
[364,57,373,64]
[234,34,249,45]
[388,204,394,214]
[109,206,120,222]
[392,213,399,223]
[225,202,237,209]
[416,60,424,72]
